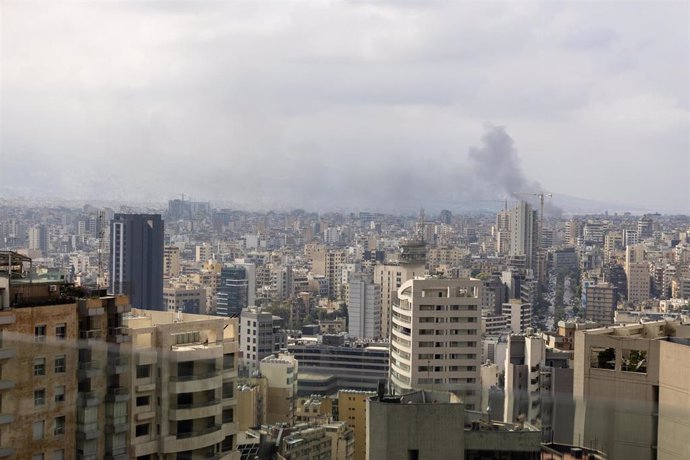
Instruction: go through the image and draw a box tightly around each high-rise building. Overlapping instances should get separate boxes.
[509,201,538,271]
[347,272,381,339]
[164,245,181,278]
[374,241,426,339]
[28,224,49,255]
[109,214,164,310]
[625,245,650,304]
[502,299,532,334]
[584,283,617,326]
[240,306,288,376]
[217,265,249,317]
[390,278,482,410]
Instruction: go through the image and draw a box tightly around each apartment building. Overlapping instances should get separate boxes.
[573,320,690,459]
[502,299,532,334]
[0,251,133,459]
[390,278,482,410]
[126,309,240,459]
[259,352,298,425]
[240,307,287,376]
[346,272,381,339]
[584,283,617,326]
[337,390,375,460]
[374,241,426,340]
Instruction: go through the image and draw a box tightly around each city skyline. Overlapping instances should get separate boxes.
[2,1,688,212]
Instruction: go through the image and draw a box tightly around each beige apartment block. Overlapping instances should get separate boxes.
[573,320,690,460]
[374,259,425,340]
[259,352,298,425]
[3,301,78,460]
[390,278,482,410]
[337,390,375,460]
[163,246,181,278]
[126,309,240,460]
[236,379,268,430]
[0,256,134,460]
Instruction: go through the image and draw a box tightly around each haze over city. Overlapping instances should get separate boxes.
[2,1,688,213]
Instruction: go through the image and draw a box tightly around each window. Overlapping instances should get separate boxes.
[55,324,66,340]
[136,365,151,379]
[33,420,44,440]
[591,347,616,370]
[223,353,235,370]
[34,389,46,406]
[222,408,234,423]
[34,358,46,376]
[54,416,65,435]
[54,385,65,403]
[622,349,647,373]
[135,423,150,437]
[54,355,66,373]
[35,325,46,342]
[136,396,151,407]
[53,450,64,460]
[33,454,44,460]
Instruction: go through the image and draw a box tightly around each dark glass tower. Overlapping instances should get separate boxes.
[109,214,164,310]
[217,265,248,317]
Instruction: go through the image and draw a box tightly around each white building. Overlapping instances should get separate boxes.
[502,300,532,334]
[509,201,538,271]
[390,278,482,410]
[347,272,381,339]
[240,306,287,376]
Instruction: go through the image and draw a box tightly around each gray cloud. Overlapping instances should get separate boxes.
[1,1,688,213]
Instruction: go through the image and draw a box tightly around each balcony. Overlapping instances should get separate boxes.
[80,329,103,344]
[76,422,100,440]
[78,298,105,317]
[78,391,100,407]
[222,422,238,437]
[169,399,221,421]
[105,415,129,433]
[163,425,224,452]
[169,371,222,394]
[177,424,222,440]
[0,311,15,325]
[106,387,130,402]
[107,357,129,374]
[78,361,101,379]
[169,342,223,362]
[0,348,15,361]
[107,327,131,344]
[106,297,131,315]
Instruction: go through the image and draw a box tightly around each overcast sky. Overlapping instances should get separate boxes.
[2,1,688,212]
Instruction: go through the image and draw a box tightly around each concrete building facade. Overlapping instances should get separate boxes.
[126,309,240,459]
[390,278,482,409]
